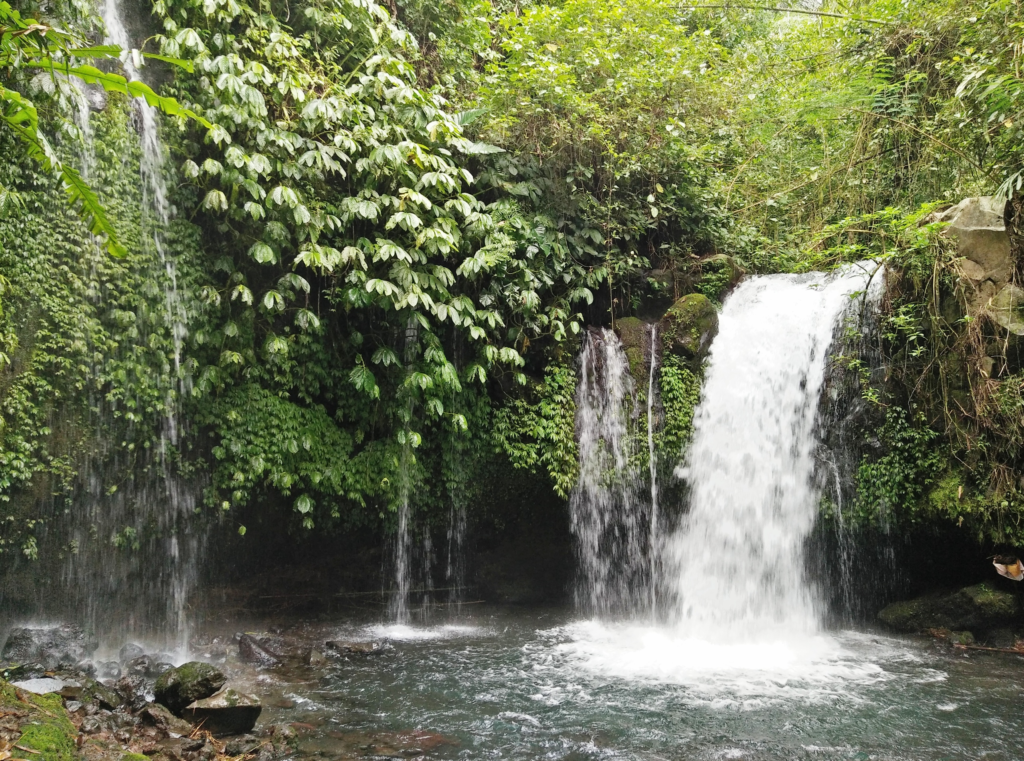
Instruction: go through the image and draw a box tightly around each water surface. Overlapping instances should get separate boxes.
[204,608,1024,761]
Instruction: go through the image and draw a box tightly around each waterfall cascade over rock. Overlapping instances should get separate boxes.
[570,328,651,617]
[570,265,882,637]
[665,267,880,637]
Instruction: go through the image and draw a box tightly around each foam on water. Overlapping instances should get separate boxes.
[365,623,485,642]
[548,621,891,705]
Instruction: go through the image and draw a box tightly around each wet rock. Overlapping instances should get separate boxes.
[11,677,65,694]
[140,703,194,737]
[613,317,652,386]
[1,624,98,669]
[96,661,121,681]
[879,583,1021,633]
[126,655,158,677]
[155,662,226,715]
[119,643,146,663]
[224,734,263,755]
[659,293,718,362]
[81,678,123,710]
[256,723,297,745]
[238,635,280,668]
[182,688,262,736]
[116,674,152,712]
[308,649,327,667]
[325,640,386,657]
[986,628,1018,649]
[1,662,47,681]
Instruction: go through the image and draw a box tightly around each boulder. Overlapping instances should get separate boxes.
[659,293,718,362]
[115,673,152,712]
[988,283,1024,336]
[139,702,194,737]
[119,643,146,663]
[878,583,1021,633]
[154,661,226,714]
[613,317,654,385]
[1,624,97,668]
[183,688,262,736]
[238,634,281,668]
[937,197,1013,286]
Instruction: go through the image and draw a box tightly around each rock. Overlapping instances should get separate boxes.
[139,702,195,736]
[1,624,98,669]
[986,628,1017,649]
[238,635,280,668]
[878,583,1021,633]
[308,649,327,667]
[116,674,152,712]
[1,662,47,681]
[183,688,262,736]
[96,661,121,681]
[659,293,718,362]
[154,661,227,714]
[988,283,1024,335]
[224,734,263,755]
[325,640,386,657]
[119,643,146,663]
[613,317,654,385]
[126,655,158,677]
[11,677,65,694]
[80,678,123,710]
[939,197,1013,284]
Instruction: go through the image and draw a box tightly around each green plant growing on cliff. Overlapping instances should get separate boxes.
[492,362,578,498]
[855,407,944,526]
[658,354,702,460]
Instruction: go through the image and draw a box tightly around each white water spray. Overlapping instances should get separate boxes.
[570,328,649,616]
[664,267,875,638]
[645,324,660,613]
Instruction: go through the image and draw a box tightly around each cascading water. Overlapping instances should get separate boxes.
[645,324,660,613]
[664,267,877,637]
[570,328,650,617]
[565,264,885,685]
[53,0,203,655]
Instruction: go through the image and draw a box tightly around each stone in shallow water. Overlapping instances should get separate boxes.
[183,688,262,736]
[11,677,65,694]
[879,583,1021,633]
[238,635,281,668]
[154,661,226,714]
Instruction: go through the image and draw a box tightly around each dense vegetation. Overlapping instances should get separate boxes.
[3,0,1024,569]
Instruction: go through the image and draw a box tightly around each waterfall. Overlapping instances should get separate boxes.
[53,0,202,654]
[570,328,650,617]
[663,266,877,638]
[645,325,660,613]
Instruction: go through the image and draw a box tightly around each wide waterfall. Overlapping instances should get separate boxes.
[664,267,879,637]
[568,264,882,678]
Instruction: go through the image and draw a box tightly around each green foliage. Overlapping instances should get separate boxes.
[0,0,208,257]
[658,355,702,459]
[855,407,944,525]
[492,362,578,498]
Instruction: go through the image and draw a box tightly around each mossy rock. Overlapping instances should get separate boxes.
[878,583,1020,633]
[697,255,744,303]
[154,661,226,715]
[614,317,653,386]
[659,294,718,362]
[1,680,77,761]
